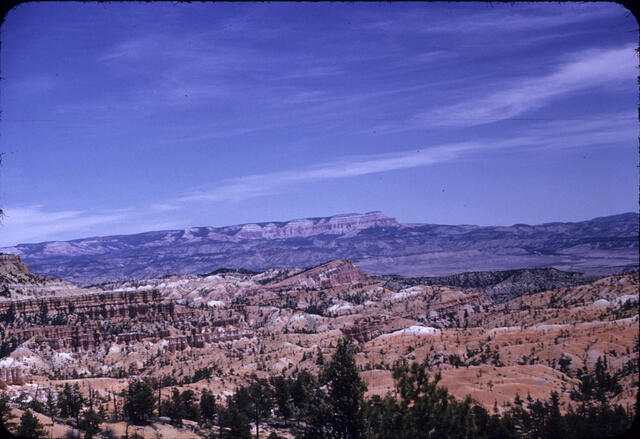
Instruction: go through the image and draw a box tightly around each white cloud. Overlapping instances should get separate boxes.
[520,114,637,150]
[178,110,635,205]
[0,206,127,246]
[415,45,636,127]
[179,141,487,203]
[362,3,625,36]
[150,203,181,212]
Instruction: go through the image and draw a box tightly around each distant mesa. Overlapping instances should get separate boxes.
[1,211,638,286]
[231,211,399,240]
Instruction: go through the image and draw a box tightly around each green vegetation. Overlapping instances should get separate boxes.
[365,364,476,439]
[16,409,46,439]
[58,383,85,425]
[199,389,217,424]
[1,340,634,438]
[0,392,15,429]
[160,388,199,424]
[123,379,156,425]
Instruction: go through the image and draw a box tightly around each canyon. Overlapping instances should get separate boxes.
[0,251,637,437]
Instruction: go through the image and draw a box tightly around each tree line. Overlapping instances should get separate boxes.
[1,338,636,438]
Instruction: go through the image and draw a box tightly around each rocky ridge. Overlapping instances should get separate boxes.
[3,211,638,286]
[383,267,599,303]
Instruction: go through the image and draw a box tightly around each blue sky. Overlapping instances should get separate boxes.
[0,2,637,246]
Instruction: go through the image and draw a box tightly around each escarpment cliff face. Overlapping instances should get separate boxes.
[0,253,77,299]
[4,212,637,286]
[0,289,168,320]
[0,259,253,385]
[0,253,29,276]
[272,259,370,290]
[232,211,398,239]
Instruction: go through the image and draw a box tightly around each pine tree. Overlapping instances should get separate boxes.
[221,401,251,439]
[199,389,217,424]
[181,389,199,422]
[16,409,46,439]
[123,379,155,425]
[291,370,316,427]
[4,302,16,324]
[46,389,58,417]
[320,338,367,439]
[544,391,568,439]
[164,389,185,424]
[242,377,274,439]
[367,362,479,439]
[270,375,293,425]
[299,385,333,439]
[0,392,15,429]
[58,383,85,424]
[81,407,102,439]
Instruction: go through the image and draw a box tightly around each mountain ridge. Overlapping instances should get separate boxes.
[2,211,638,286]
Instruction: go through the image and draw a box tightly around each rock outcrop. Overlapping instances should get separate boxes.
[272,259,370,290]
[0,366,25,386]
[0,253,29,276]
[0,289,169,321]
[232,211,398,240]
[0,253,74,299]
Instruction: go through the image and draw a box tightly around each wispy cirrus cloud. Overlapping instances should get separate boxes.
[410,44,636,128]
[0,206,128,246]
[178,141,500,204]
[361,3,625,36]
[176,110,635,205]
[522,114,637,150]
[0,205,190,247]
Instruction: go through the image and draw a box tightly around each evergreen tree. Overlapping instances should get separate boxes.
[58,383,85,425]
[315,348,324,366]
[366,362,478,439]
[181,389,199,422]
[0,392,15,429]
[291,370,316,426]
[123,379,155,425]
[363,394,403,439]
[270,376,293,424]
[242,377,274,439]
[199,389,217,424]
[16,409,46,439]
[80,407,102,439]
[471,404,516,439]
[299,385,333,439]
[160,388,200,424]
[571,356,623,407]
[39,302,48,324]
[160,389,185,424]
[543,391,568,439]
[46,389,58,417]
[319,338,367,439]
[220,401,251,439]
[4,302,16,325]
